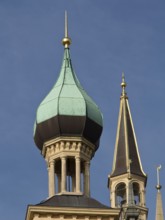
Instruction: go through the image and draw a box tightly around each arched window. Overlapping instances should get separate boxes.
[115,183,126,207]
[133,182,140,205]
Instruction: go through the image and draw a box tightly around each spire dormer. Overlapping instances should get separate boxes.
[108,74,148,220]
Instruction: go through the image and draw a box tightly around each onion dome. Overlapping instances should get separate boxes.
[33,18,103,151]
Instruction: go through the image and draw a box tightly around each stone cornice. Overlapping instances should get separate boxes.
[42,137,95,161]
[26,205,120,220]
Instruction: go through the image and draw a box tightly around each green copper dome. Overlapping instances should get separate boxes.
[36,49,102,125]
[34,48,103,150]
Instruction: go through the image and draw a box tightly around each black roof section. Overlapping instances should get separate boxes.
[36,195,110,209]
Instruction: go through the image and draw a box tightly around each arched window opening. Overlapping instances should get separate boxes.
[133,182,140,205]
[115,183,126,207]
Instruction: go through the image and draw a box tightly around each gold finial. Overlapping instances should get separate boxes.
[156,165,162,190]
[121,72,127,96]
[62,11,71,48]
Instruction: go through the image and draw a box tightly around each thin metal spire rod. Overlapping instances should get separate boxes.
[157,165,161,186]
[65,10,68,38]
[121,72,127,96]
[62,10,71,48]
[122,72,125,82]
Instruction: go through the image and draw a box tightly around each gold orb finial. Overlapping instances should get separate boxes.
[121,72,127,96]
[62,11,71,48]
[156,184,162,190]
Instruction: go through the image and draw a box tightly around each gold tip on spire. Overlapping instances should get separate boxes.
[62,11,71,48]
[121,72,127,96]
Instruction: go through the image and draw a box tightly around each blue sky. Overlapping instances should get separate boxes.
[0,1,165,219]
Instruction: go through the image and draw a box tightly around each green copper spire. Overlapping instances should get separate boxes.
[34,13,103,150]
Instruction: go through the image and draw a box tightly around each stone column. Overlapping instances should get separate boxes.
[61,156,66,192]
[126,182,129,205]
[75,156,81,193]
[141,189,146,206]
[84,161,90,196]
[111,190,115,208]
[48,160,55,197]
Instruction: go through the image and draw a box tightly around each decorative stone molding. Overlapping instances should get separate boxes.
[42,137,95,162]
[26,205,120,220]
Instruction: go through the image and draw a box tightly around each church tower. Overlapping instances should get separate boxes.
[26,12,120,220]
[108,74,148,220]
[33,12,103,198]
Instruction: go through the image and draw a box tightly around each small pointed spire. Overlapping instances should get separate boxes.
[110,74,146,179]
[62,11,72,48]
[121,72,127,96]
[155,165,164,220]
